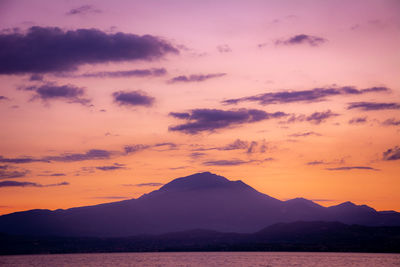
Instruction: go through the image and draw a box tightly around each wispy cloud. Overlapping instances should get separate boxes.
[113,90,155,107]
[77,68,166,78]
[383,146,400,161]
[287,110,339,124]
[20,83,91,105]
[223,86,389,106]
[96,163,126,171]
[275,34,326,46]
[169,108,287,134]
[347,102,400,111]
[289,131,321,137]
[326,166,379,171]
[66,5,102,16]
[349,117,367,124]
[168,73,226,83]
[0,181,69,188]
[382,118,400,126]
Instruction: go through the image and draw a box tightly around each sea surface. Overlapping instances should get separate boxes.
[0,252,399,267]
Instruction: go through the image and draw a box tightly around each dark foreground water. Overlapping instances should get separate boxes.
[0,252,399,267]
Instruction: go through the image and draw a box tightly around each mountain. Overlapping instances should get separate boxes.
[0,172,399,237]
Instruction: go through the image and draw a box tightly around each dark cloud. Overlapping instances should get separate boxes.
[0,156,45,164]
[347,102,400,111]
[0,26,178,74]
[96,163,125,171]
[202,159,251,166]
[349,117,367,124]
[21,83,90,105]
[132,183,164,187]
[168,73,226,83]
[219,139,248,150]
[124,144,150,154]
[29,74,44,81]
[66,5,101,15]
[0,96,9,101]
[0,169,29,179]
[223,86,389,106]
[169,108,287,134]
[113,90,155,107]
[217,44,232,53]
[190,152,207,159]
[153,142,178,150]
[276,34,326,46]
[306,110,339,124]
[79,68,166,78]
[287,110,339,124]
[38,173,66,177]
[382,118,400,126]
[306,161,326,165]
[383,146,400,161]
[44,149,112,162]
[325,166,379,171]
[202,158,272,166]
[0,181,69,188]
[289,131,321,137]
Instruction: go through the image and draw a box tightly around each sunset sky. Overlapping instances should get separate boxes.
[0,0,399,215]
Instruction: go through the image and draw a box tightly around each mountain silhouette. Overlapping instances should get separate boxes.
[0,172,399,237]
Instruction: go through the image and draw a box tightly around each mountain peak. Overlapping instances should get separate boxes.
[158,172,231,192]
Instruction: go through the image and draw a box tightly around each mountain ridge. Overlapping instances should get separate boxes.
[0,172,399,237]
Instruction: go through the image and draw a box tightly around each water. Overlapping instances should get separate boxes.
[0,252,399,267]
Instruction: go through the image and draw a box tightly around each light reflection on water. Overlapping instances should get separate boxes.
[0,252,399,267]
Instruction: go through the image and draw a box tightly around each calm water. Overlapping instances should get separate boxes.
[0,252,399,267]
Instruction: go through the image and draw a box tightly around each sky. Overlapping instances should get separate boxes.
[0,0,399,215]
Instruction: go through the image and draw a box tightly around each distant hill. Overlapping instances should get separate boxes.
[0,172,399,237]
[1,221,400,254]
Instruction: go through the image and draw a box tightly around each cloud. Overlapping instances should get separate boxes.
[38,173,66,177]
[383,146,400,161]
[190,152,207,159]
[223,86,389,105]
[349,117,367,124]
[20,83,90,105]
[113,90,155,107]
[347,102,400,111]
[168,73,226,83]
[202,158,272,166]
[0,26,178,74]
[169,108,287,134]
[275,34,326,46]
[66,5,101,15]
[0,156,45,164]
[0,168,29,179]
[29,74,44,81]
[325,166,379,171]
[217,44,232,53]
[124,144,150,154]
[130,183,164,187]
[0,181,69,188]
[289,131,321,137]
[0,96,9,101]
[202,159,252,166]
[96,163,125,171]
[44,149,112,162]
[382,118,400,126]
[306,161,326,165]
[78,68,166,78]
[219,139,248,150]
[287,110,339,124]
